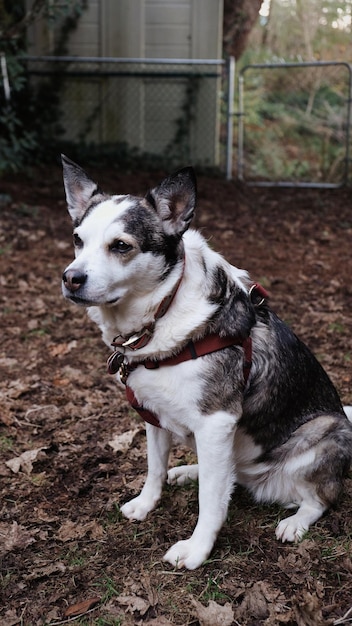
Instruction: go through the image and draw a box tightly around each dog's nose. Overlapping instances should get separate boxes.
[62,269,87,293]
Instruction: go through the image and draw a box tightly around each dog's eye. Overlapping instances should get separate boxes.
[73,233,83,248]
[109,240,132,254]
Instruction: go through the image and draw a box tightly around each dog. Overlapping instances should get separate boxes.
[61,155,352,570]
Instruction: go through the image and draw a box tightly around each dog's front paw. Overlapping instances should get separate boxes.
[121,495,156,521]
[167,464,199,486]
[275,516,307,543]
[163,538,210,570]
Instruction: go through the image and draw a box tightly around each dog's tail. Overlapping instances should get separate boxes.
[343,406,352,423]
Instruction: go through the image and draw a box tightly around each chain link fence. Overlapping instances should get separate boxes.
[25,56,233,172]
[236,61,352,187]
[9,56,352,184]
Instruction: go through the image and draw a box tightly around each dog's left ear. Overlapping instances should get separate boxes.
[61,154,100,223]
[147,167,196,237]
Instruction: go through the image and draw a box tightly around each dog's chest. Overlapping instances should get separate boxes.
[127,358,205,432]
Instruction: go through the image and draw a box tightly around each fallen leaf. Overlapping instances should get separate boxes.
[50,340,77,357]
[116,594,151,615]
[277,541,315,585]
[43,607,61,622]
[126,475,145,492]
[293,591,325,626]
[0,609,20,626]
[65,597,101,617]
[191,598,234,626]
[25,561,66,580]
[57,520,105,542]
[0,521,35,554]
[5,447,47,475]
[1,380,32,399]
[108,427,141,453]
[234,581,289,624]
[52,376,71,387]
[236,583,269,620]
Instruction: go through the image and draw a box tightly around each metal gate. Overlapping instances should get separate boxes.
[236,61,352,188]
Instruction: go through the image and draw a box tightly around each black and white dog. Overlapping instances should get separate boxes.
[61,156,352,570]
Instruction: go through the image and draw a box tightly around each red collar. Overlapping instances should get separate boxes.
[123,333,252,428]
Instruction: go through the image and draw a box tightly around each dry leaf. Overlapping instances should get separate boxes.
[57,519,105,542]
[235,581,289,623]
[191,598,234,626]
[5,447,47,475]
[0,522,35,554]
[64,597,101,617]
[277,542,314,585]
[52,376,71,387]
[1,380,32,399]
[235,582,269,621]
[108,427,141,453]
[25,561,66,580]
[0,609,20,626]
[116,594,151,615]
[50,340,77,357]
[293,591,325,626]
[43,607,61,622]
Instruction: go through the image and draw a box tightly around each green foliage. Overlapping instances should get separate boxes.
[94,575,120,603]
[236,1,352,182]
[0,435,14,451]
[237,60,348,182]
[0,1,86,175]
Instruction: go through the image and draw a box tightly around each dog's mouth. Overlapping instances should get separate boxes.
[66,293,119,307]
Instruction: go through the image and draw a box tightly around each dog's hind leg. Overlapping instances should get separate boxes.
[275,496,326,542]
[121,424,172,521]
[273,415,352,542]
[167,464,199,485]
[163,411,237,570]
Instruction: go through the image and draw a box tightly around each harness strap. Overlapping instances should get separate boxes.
[125,334,252,428]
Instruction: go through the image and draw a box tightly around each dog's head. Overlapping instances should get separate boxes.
[61,156,196,307]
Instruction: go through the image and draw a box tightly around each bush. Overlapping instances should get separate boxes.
[0,0,86,175]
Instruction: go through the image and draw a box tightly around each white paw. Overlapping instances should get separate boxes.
[167,464,199,486]
[120,495,157,521]
[163,538,210,570]
[275,516,307,543]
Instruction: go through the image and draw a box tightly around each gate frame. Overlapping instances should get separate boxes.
[237,60,352,188]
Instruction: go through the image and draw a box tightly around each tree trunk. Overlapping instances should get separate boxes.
[223,0,263,60]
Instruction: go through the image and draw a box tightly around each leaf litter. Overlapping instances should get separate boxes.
[0,167,351,625]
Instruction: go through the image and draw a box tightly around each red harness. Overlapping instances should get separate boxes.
[107,280,268,429]
[124,334,253,428]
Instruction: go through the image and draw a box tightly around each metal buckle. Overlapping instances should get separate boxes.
[122,326,153,350]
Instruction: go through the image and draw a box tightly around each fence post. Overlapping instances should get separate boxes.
[226,56,235,180]
[0,53,11,101]
[344,64,352,186]
[237,72,244,181]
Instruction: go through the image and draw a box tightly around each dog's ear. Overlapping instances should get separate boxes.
[146,167,196,237]
[61,154,99,223]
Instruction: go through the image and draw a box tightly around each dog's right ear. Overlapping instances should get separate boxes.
[61,154,99,223]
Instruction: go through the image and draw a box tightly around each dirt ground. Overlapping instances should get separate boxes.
[0,163,352,626]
